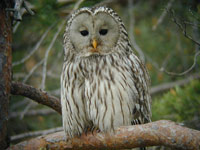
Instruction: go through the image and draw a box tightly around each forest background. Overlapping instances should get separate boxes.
[8,0,200,148]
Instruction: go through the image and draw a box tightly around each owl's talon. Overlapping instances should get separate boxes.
[91,127,100,135]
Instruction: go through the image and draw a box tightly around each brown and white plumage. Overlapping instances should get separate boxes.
[61,7,151,139]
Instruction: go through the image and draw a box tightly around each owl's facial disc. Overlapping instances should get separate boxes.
[69,11,119,57]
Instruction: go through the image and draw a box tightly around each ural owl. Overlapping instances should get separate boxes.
[61,7,151,139]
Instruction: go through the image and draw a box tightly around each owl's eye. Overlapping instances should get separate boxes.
[80,30,89,36]
[99,29,108,35]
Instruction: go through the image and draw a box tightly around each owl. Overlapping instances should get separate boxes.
[61,7,151,139]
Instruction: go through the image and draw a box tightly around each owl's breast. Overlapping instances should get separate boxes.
[83,55,139,130]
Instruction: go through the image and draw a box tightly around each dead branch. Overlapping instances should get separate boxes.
[9,109,56,119]
[94,0,115,7]
[128,0,145,63]
[41,21,65,90]
[152,0,174,30]
[161,50,200,76]
[19,101,36,119]
[150,73,200,95]
[11,82,61,114]
[168,9,200,47]
[8,120,200,150]
[10,127,63,143]
[22,59,44,83]
[12,24,54,66]
[6,0,34,21]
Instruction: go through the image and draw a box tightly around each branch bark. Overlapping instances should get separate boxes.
[11,82,61,114]
[8,120,200,150]
[0,0,12,148]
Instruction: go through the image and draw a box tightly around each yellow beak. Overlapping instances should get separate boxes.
[92,39,97,49]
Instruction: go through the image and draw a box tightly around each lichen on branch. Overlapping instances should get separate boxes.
[8,120,200,150]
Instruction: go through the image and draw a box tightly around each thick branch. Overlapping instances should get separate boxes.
[8,120,200,150]
[11,82,61,114]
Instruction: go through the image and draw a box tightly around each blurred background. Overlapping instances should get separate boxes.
[10,0,200,148]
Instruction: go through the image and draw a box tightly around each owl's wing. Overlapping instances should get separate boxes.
[128,53,152,125]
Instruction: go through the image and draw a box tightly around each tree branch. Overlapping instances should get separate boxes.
[152,0,174,31]
[9,109,56,119]
[168,8,200,47]
[12,23,54,66]
[10,127,63,143]
[8,120,200,150]
[11,73,200,114]
[41,21,65,90]
[11,82,61,114]
[150,73,200,95]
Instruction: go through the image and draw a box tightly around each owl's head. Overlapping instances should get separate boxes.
[64,7,129,58]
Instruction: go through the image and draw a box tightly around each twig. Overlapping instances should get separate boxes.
[47,50,63,77]
[41,21,65,90]
[6,0,34,21]
[183,21,200,27]
[64,0,85,20]
[49,88,61,97]
[13,22,20,33]
[8,120,200,150]
[73,0,85,11]
[11,82,61,114]
[23,0,34,15]
[128,0,145,63]
[12,1,34,32]
[160,49,176,70]
[188,6,200,22]
[150,73,200,95]
[145,54,160,70]
[22,59,44,83]
[152,0,174,31]
[9,109,56,119]
[168,9,200,46]
[11,0,24,21]
[10,99,28,110]
[11,127,63,143]
[19,101,36,120]
[94,0,115,7]
[13,24,54,66]
[161,50,200,76]
[41,0,85,90]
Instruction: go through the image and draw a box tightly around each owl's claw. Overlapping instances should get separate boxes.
[82,126,100,136]
[91,127,100,135]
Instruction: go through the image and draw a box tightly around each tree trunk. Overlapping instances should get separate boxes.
[0,0,12,149]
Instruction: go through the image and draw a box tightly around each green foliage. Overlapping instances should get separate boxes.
[31,0,59,26]
[152,80,200,129]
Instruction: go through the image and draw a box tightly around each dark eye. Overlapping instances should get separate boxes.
[99,29,108,35]
[80,30,89,36]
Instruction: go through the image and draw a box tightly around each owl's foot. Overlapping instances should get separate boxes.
[83,126,92,136]
[91,127,100,135]
[82,126,100,136]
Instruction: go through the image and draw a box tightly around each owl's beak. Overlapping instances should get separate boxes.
[92,39,97,49]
